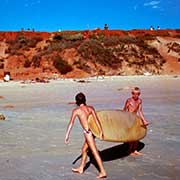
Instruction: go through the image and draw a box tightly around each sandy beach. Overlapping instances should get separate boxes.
[0,75,180,180]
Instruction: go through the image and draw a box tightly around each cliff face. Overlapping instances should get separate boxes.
[0,29,179,80]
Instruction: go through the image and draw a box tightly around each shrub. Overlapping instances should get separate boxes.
[76,62,91,73]
[24,59,31,68]
[0,63,4,69]
[138,41,149,49]
[146,47,159,54]
[53,56,73,74]
[54,32,84,41]
[160,59,166,65]
[103,36,120,46]
[5,34,43,55]
[45,38,82,55]
[46,42,63,53]
[175,29,180,33]
[0,59,4,69]
[88,32,105,41]
[143,33,156,40]
[118,36,138,44]
[96,32,105,41]
[174,34,180,38]
[89,33,98,40]
[78,39,121,68]
[28,36,43,48]
[167,42,180,55]
[16,34,27,44]
[53,34,63,41]
[64,33,84,41]
[31,55,41,68]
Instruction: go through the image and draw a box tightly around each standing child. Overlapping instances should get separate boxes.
[123,87,149,155]
[65,92,107,178]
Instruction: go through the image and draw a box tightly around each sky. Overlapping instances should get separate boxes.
[0,0,179,32]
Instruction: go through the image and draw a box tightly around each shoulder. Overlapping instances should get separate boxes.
[87,105,95,111]
[72,107,79,115]
[86,105,96,114]
[138,98,142,104]
[126,98,131,103]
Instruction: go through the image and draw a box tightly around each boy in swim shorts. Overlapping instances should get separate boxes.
[123,87,149,155]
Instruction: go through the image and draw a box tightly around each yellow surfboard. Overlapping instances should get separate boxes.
[88,110,147,142]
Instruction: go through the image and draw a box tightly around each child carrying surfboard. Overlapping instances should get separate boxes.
[123,87,149,155]
[65,92,107,178]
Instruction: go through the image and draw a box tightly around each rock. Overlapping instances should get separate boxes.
[143,72,152,76]
[0,114,6,120]
[3,105,14,109]
[75,79,91,83]
[4,74,10,82]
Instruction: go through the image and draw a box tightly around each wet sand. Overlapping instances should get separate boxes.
[0,75,180,180]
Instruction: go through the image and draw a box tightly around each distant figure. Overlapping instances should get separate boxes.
[157,26,160,30]
[3,73,10,82]
[150,26,154,31]
[104,24,108,30]
[123,87,149,156]
[65,92,107,178]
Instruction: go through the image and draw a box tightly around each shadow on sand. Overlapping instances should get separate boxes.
[73,141,145,172]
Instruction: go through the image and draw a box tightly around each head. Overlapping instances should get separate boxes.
[131,87,141,100]
[75,92,86,106]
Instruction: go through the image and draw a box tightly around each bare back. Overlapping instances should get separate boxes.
[65,103,103,143]
[75,105,94,131]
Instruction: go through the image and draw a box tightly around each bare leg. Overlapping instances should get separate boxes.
[85,133,107,178]
[133,141,143,155]
[72,141,88,174]
[129,142,135,156]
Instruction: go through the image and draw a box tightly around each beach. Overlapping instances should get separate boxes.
[0,75,180,180]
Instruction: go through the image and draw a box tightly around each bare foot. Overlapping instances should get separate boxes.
[130,152,136,156]
[134,150,143,155]
[72,167,83,174]
[96,172,107,178]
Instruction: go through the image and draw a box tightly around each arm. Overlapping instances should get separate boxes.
[91,107,104,139]
[123,99,129,111]
[65,109,77,144]
[138,100,149,126]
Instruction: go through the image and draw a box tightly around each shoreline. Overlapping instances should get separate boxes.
[0,74,179,86]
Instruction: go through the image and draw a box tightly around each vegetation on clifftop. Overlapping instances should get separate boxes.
[0,29,179,79]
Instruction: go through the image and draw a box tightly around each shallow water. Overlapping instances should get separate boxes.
[0,76,180,180]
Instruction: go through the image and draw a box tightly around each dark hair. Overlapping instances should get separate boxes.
[75,92,86,106]
[134,87,140,91]
[132,87,141,94]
